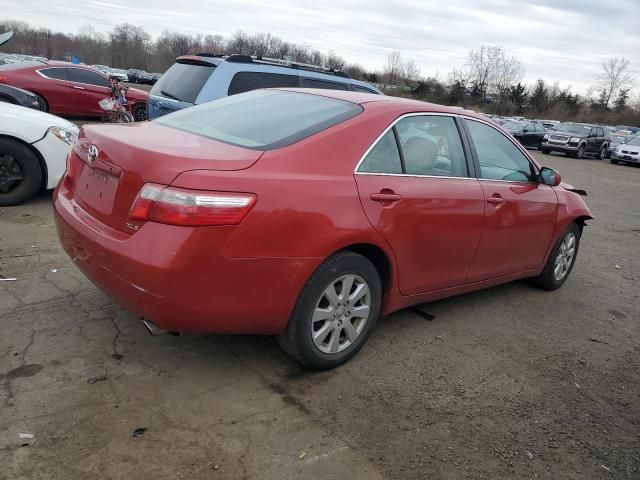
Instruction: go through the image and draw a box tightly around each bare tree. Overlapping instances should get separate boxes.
[597,58,634,107]
[403,58,420,84]
[383,50,403,86]
[466,45,524,100]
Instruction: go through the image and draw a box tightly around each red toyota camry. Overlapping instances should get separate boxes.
[0,61,148,120]
[54,89,592,369]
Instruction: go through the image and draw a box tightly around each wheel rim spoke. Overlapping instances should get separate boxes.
[351,304,370,319]
[341,275,355,301]
[324,283,340,307]
[342,320,359,342]
[328,329,341,353]
[350,283,369,303]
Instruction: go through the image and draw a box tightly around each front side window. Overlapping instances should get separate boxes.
[358,130,402,174]
[68,68,109,87]
[301,78,349,91]
[38,67,68,81]
[466,119,536,182]
[155,89,362,150]
[395,116,468,177]
[228,72,298,96]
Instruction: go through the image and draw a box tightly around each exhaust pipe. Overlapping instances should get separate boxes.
[142,319,168,336]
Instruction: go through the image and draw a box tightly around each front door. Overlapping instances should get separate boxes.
[67,68,111,116]
[355,115,485,295]
[463,118,558,282]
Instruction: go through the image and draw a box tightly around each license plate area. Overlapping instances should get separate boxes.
[76,162,120,215]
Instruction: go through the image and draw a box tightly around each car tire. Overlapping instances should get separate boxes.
[277,251,381,370]
[574,145,585,159]
[33,93,48,112]
[598,145,607,160]
[611,159,618,165]
[532,222,581,291]
[541,148,550,154]
[132,104,147,122]
[0,139,43,206]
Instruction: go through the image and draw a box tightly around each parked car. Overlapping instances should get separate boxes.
[610,135,640,166]
[503,120,547,148]
[127,69,154,84]
[54,89,592,369]
[108,68,129,82]
[147,54,383,119]
[0,61,148,120]
[541,123,610,159]
[0,84,42,110]
[92,64,111,75]
[149,72,162,85]
[0,102,78,205]
[606,134,627,158]
[614,125,640,135]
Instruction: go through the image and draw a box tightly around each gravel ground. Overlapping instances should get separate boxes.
[1,151,639,479]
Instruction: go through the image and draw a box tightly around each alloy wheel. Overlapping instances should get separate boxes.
[311,274,371,354]
[554,233,576,281]
[0,152,25,193]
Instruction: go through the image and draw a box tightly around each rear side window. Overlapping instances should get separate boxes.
[155,89,363,150]
[150,61,215,104]
[228,72,298,95]
[358,130,402,174]
[39,68,69,81]
[68,68,109,87]
[351,85,377,94]
[395,116,468,177]
[301,78,349,91]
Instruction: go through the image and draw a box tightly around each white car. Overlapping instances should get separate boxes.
[0,103,78,205]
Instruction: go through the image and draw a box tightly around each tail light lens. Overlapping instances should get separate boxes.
[0,76,7,84]
[130,183,257,227]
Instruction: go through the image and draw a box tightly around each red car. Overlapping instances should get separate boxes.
[53,89,592,369]
[0,61,148,120]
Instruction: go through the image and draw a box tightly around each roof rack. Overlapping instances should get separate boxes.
[218,54,351,79]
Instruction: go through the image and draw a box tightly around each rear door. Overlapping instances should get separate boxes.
[355,114,485,295]
[67,68,111,116]
[462,118,558,281]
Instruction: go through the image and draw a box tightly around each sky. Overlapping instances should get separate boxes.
[4,0,640,95]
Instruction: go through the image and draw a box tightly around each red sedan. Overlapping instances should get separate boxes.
[0,60,148,120]
[53,89,592,369]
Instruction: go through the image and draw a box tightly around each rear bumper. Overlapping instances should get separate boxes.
[53,178,319,334]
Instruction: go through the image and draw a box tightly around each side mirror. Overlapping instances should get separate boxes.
[539,167,561,186]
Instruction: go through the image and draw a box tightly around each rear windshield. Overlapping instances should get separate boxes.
[155,89,363,150]
[150,61,215,104]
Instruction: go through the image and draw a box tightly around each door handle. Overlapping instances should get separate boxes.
[487,196,505,205]
[370,192,402,202]
[72,85,85,90]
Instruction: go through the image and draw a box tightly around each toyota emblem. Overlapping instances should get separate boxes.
[87,145,99,164]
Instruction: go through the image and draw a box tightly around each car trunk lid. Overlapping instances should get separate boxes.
[68,122,263,234]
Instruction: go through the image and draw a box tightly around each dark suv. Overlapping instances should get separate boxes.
[541,123,610,159]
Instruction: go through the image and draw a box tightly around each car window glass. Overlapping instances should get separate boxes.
[301,78,349,91]
[155,89,362,150]
[150,61,215,104]
[597,127,604,137]
[39,67,68,81]
[351,84,377,94]
[228,72,298,96]
[466,119,536,182]
[536,124,545,132]
[395,116,468,177]
[68,68,109,87]
[358,130,402,174]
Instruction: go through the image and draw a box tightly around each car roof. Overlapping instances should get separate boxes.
[275,88,484,118]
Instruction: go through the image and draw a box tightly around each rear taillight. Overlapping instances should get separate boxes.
[129,183,257,227]
[0,76,6,84]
